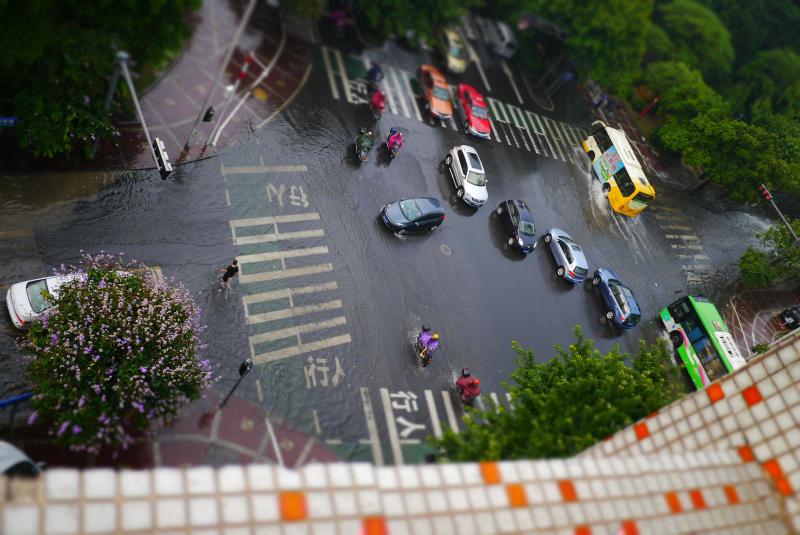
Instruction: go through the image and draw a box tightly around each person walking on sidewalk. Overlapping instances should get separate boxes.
[221,259,239,288]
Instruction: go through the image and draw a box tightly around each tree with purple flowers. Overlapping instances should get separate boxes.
[19,253,212,454]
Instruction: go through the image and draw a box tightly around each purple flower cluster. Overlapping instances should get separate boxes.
[18,252,212,454]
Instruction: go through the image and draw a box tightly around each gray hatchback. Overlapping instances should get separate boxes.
[543,228,589,283]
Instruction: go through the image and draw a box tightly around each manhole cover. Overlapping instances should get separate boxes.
[440,244,452,256]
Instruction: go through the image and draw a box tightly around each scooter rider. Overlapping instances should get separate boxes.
[356,127,374,150]
[387,127,403,153]
[370,90,386,113]
[419,331,439,365]
[367,61,384,86]
[456,368,481,403]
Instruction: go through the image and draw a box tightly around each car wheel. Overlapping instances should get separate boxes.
[445,155,452,166]
[557,266,565,277]
[601,182,611,194]
[457,187,464,198]
[496,206,503,215]
[507,237,514,246]
[543,233,552,244]
[592,276,601,286]
[606,311,615,320]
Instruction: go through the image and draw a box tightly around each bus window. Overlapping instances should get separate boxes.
[615,168,636,197]
[632,192,652,206]
[593,129,613,152]
[694,336,728,381]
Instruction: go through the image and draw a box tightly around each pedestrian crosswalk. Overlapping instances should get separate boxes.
[224,165,352,367]
[651,208,712,289]
[324,385,513,465]
[319,46,588,166]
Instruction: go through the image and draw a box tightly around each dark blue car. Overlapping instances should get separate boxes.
[591,268,641,328]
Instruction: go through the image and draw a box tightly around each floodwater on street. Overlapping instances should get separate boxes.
[0,32,774,465]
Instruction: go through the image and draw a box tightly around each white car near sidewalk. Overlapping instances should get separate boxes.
[443,145,488,207]
[5,274,79,329]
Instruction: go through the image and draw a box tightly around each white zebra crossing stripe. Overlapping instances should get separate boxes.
[380,388,405,465]
[361,387,384,466]
[542,117,566,161]
[243,281,339,308]
[527,111,556,159]
[231,212,320,229]
[332,48,354,104]
[425,390,443,439]
[506,104,533,152]
[237,246,329,265]
[400,69,423,122]
[321,47,339,100]
[246,300,343,325]
[252,333,351,364]
[441,390,459,432]
[388,67,410,118]
[249,315,347,344]
[240,263,333,284]
[234,229,324,246]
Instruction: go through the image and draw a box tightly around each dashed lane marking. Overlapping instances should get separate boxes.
[0,230,30,239]
[252,333,351,364]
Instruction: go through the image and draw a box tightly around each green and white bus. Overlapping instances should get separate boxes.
[660,296,746,390]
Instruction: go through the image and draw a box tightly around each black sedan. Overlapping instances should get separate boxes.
[496,199,537,253]
[380,197,445,234]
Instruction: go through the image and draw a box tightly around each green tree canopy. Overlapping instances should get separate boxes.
[735,49,800,120]
[433,326,683,461]
[654,0,734,86]
[698,0,800,68]
[643,60,729,122]
[0,0,200,159]
[354,0,482,45]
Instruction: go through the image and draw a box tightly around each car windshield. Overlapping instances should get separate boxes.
[399,199,422,221]
[471,105,488,119]
[433,86,450,100]
[611,283,631,314]
[519,220,535,236]
[467,152,483,171]
[466,170,486,186]
[25,280,50,313]
[570,244,583,253]
[574,266,588,276]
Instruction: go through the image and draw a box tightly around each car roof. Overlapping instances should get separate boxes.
[410,197,444,214]
[511,200,533,219]
[458,145,483,170]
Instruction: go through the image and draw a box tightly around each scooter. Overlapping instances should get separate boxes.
[386,135,402,159]
[370,101,384,121]
[456,368,481,405]
[355,128,373,162]
[414,328,437,367]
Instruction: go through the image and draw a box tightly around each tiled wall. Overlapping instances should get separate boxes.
[584,329,800,532]
[1,332,796,534]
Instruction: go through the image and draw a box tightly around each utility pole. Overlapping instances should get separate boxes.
[184,0,258,149]
[91,55,125,160]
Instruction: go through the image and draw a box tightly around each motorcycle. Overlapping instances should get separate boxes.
[369,92,385,121]
[456,368,481,405]
[414,327,438,367]
[355,128,373,162]
[367,64,384,93]
[386,133,403,159]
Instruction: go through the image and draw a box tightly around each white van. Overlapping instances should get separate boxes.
[486,20,518,59]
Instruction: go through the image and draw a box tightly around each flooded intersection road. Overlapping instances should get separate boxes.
[0,39,769,465]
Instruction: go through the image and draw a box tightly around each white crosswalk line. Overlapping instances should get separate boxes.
[243,281,338,308]
[441,391,459,432]
[506,104,533,152]
[665,234,699,241]
[235,229,324,245]
[249,316,347,344]
[526,111,556,159]
[380,388,404,464]
[541,117,566,161]
[252,333,351,364]
[425,390,443,438]
[230,212,320,228]
[221,164,308,176]
[388,67,410,118]
[400,69,423,122]
[246,300,343,325]
[237,246,328,265]
[240,263,333,284]
[332,48,354,104]
[489,99,520,148]
[361,388,384,466]
[321,46,339,100]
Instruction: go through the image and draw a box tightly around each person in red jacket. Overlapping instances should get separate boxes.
[456,368,481,404]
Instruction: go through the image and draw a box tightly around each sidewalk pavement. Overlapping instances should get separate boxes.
[91,0,315,171]
[721,285,800,358]
[7,390,338,469]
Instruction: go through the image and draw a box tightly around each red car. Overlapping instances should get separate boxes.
[456,84,491,139]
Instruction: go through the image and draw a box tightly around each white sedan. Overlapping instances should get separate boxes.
[5,274,77,329]
[443,145,488,207]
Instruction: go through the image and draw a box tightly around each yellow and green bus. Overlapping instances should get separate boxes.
[582,120,655,216]
[660,296,747,390]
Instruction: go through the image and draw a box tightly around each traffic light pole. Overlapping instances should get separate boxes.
[117,52,159,167]
[759,184,800,247]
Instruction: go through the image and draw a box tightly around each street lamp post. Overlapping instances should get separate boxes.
[759,184,800,248]
[219,358,254,408]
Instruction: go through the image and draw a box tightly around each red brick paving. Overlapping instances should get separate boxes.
[722,287,800,357]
